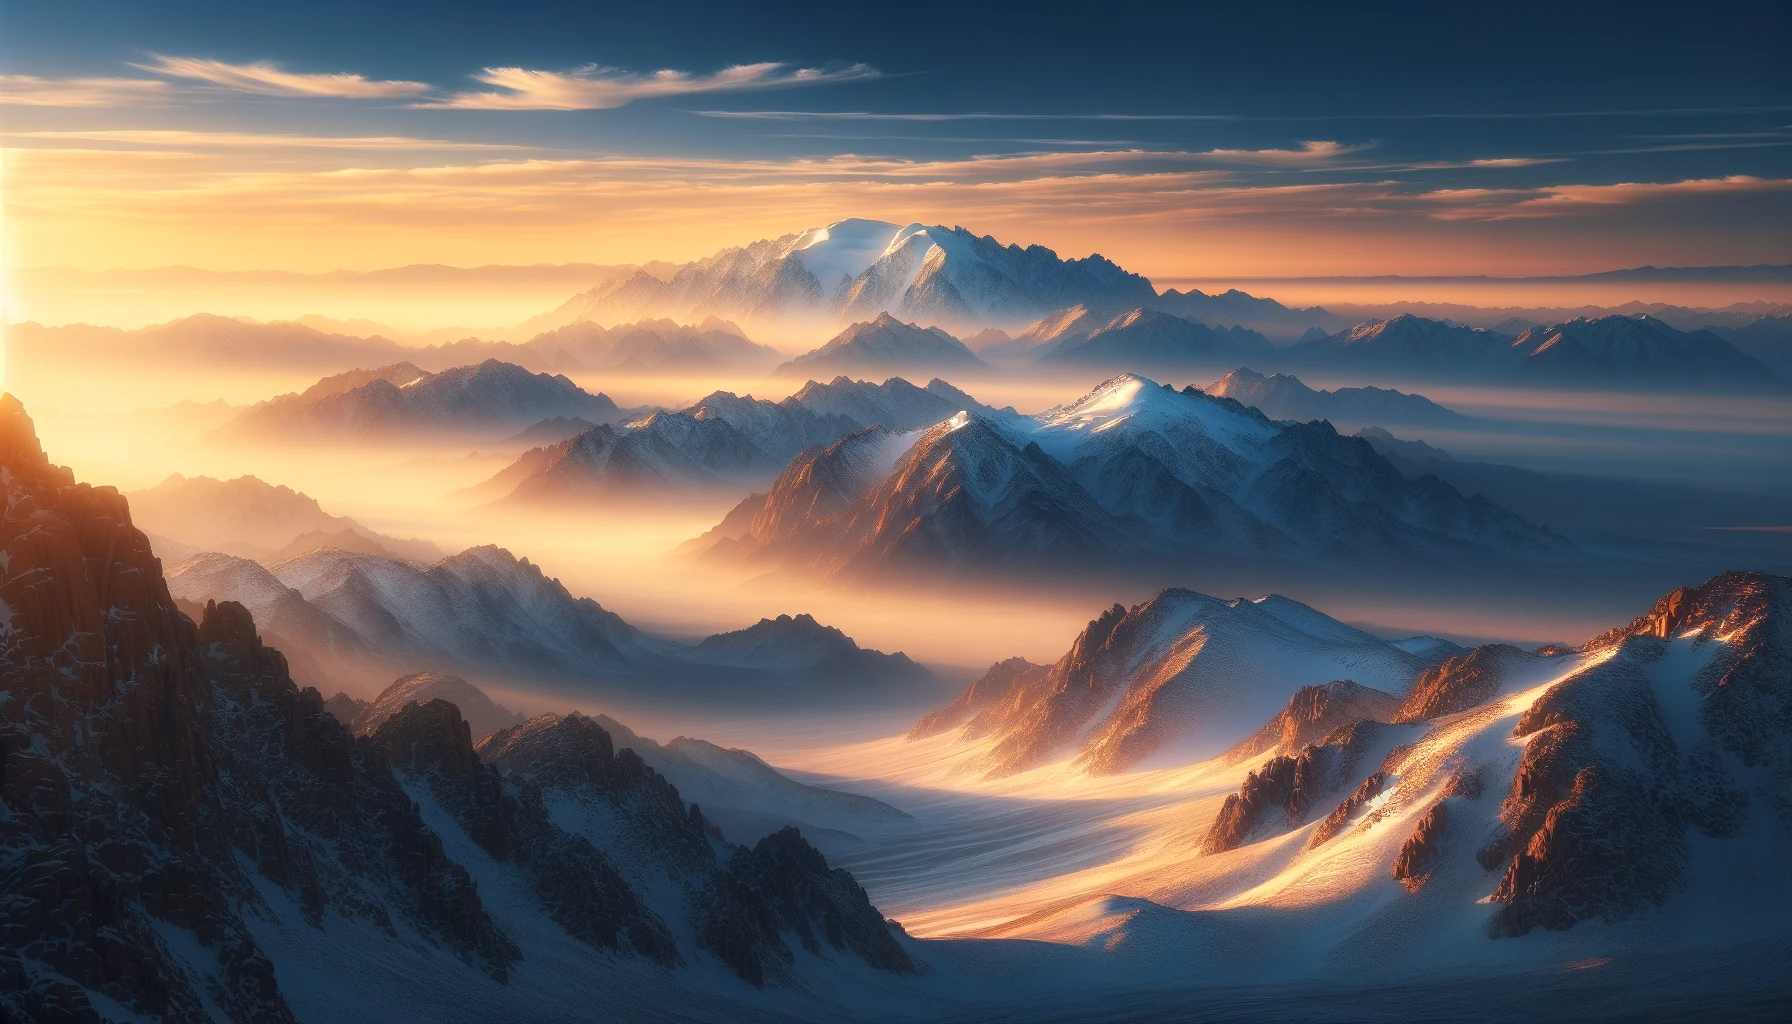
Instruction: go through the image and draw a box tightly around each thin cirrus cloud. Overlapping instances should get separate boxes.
[1193,140,1373,165]
[420,62,880,111]
[133,54,432,98]
[1415,176,1792,221]
[5,129,528,151]
[11,137,1785,275]
[0,73,170,106]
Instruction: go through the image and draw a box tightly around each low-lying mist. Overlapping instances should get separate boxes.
[13,351,1792,750]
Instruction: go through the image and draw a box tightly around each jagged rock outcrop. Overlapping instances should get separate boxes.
[374,700,678,964]
[0,392,916,1019]
[1393,644,1535,723]
[1226,680,1399,761]
[202,603,522,983]
[1203,721,1387,854]
[1392,800,1449,891]
[479,713,917,987]
[908,657,1048,739]
[331,671,527,740]
[914,588,1429,777]
[0,392,537,1020]
[1479,572,1788,937]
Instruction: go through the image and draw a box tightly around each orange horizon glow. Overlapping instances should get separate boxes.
[4,143,1789,284]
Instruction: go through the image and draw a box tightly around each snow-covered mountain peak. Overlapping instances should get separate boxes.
[1030,372,1278,459]
[780,218,903,296]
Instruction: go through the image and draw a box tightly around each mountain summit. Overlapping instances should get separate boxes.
[531,219,1157,329]
[776,312,986,376]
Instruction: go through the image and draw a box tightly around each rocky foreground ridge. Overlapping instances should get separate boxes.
[0,394,912,1023]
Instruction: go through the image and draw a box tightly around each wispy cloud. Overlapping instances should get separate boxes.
[0,73,169,107]
[423,62,879,111]
[1417,176,1792,220]
[1195,140,1373,165]
[5,129,527,151]
[694,105,1792,123]
[134,54,432,98]
[692,110,1226,122]
[9,134,1785,277]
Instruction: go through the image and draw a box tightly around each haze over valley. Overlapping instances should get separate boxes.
[4,2,1791,1020]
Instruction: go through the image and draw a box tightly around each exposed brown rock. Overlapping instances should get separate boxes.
[1393,644,1531,723]
[908,657,1048,740]
[1307,771,1389,849]
[1227,680,1398,761]
[1392,800,1449,891]
[1204,721,1386,855]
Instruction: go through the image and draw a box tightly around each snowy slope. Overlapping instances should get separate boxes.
[267,544,647,676]
[917,587,1433,775]
[706,372,1571,577]
[525,218,1157,330]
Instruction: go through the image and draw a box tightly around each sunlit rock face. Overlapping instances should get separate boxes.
[914,588,1430,776]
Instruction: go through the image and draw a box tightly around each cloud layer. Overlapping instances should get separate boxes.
[135,55,432,98]
[9,139,1785,277]
[0,74,169,107]
[421,62,880,110]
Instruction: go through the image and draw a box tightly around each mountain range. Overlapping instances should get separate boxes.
[1355,425,1792,539]
[525,218,1159,330]
[6,313,781,394]
[324,670,528,741]
[129,472,444,564]
[0,394,928,1020]
[1286,313,1783,389]
[322,668,914,851]
[7,385,1790,1017]
[468,374,1020,504]
[893,567,1792,1001]
[911,589,1447,774]
[775,312,986,377]
[162,544,934,704]
[1029,307,1275,370]
[1205,367,1464,427]
[698,373,1571,578]
[220,359,625,442]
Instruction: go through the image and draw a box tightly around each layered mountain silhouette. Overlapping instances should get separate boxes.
[129,472,443,563]
[700,373,1571,578]
[505,315,778,370]
[775,312,986,376]
[324,670,528,741]
[1030,307,1275,369]
[470,374,1020,504]
[530,218,1157,329]
[220,359,624,441]
[0,393,919,1020]
[324,672,910,846]
[164,545,934,704]
[5,313,777,385]
[1206,367,1464,427]
[1288,313,1783,389]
